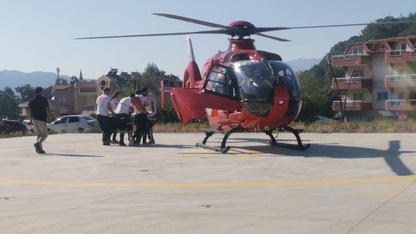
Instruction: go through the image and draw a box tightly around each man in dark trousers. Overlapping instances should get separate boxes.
[96,87,116,145]
[28,87,53,154]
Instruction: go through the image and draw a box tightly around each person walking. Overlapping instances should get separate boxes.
[28,87,53,154]
[96,87,115,146]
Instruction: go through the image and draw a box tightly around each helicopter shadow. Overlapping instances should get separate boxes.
[232,139,415,176]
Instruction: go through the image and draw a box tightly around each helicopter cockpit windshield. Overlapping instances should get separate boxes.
[204,60,302,117]
[233,61,275,116]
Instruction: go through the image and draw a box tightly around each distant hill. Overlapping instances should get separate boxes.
[286,58,321,72]
[0,70,71,90]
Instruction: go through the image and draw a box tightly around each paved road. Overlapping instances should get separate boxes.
[1,132,415,234]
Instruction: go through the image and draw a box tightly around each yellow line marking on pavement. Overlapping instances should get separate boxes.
[0,175,415,188]
[180,151,219,157]
[180,149,262,157]
[227,148,263,157]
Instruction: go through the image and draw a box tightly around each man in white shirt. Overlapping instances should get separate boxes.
[114,92,146,146]
[96,87,115,145]
[142,87,156,144]
[114,92,134,146]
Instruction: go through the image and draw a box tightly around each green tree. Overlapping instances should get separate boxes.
[70,76,79,85]
[297,70,332,123]
[43,86,53,99]
[143,63,166,76]
[0,87,19,119]
[55,77,68,85]
[15,84,35,102]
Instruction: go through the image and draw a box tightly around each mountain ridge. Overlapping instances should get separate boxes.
[0,70,72,90]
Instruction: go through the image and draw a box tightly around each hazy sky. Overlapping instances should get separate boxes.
[1,0,413,80]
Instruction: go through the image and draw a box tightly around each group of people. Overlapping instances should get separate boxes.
[95,87,157,147]
[26,86,157,154]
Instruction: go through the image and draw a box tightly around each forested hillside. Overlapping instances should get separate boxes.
[296,12,416,122]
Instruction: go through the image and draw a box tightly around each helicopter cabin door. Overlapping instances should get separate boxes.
[203,64,239,100]
[201,64,240,112]
[201,64,241,130]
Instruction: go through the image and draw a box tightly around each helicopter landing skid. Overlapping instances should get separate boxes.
[265,126,310,150]
[195,129,237,153]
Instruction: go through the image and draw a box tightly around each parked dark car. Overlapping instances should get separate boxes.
[0,120,28,135]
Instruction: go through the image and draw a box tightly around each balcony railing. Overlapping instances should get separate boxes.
[385,99,416,111]
[385,74,416,87]
[332,100,372,111]
[385,49,416,63]
[332,53,372,68]
[331,77,372,90]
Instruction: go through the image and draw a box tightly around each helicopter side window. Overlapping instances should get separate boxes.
[204,65,238,99]
[269,61,301,99]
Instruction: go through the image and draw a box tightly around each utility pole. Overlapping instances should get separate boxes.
[56,67,60,78]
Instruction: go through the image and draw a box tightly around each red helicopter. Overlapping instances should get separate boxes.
[76,13,413,153]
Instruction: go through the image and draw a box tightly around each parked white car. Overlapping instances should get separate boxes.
[22,119,35,133]
[48,115,100,133]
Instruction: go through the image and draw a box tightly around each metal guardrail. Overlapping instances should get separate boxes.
[385,74,416,82]
[332,76,367,84]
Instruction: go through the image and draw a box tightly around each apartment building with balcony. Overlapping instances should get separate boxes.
[331,35,416,121]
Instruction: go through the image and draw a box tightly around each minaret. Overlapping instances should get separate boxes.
[79,69,84,81]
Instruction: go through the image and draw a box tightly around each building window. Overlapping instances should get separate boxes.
[377,92,388,101]
[377,44,385,50]
[353,93,364,100]
[351,47,363,55]
[400,43,406,51]
[100,80,107,90]
[352,70,364,77]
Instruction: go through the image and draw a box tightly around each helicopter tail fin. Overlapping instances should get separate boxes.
[183,36,202,88]
[186,35,195,62]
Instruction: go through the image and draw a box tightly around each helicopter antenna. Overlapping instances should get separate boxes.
[186,36,196,62]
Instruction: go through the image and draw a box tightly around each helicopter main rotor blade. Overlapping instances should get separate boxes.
[153,13,234,30]
[153,13,241,37]
[254,20,416,33]
[255,33,290,42]
[75,13,416,42]
[75,30,230,40]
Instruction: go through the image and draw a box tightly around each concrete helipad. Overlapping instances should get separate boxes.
[1,132,416,234]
